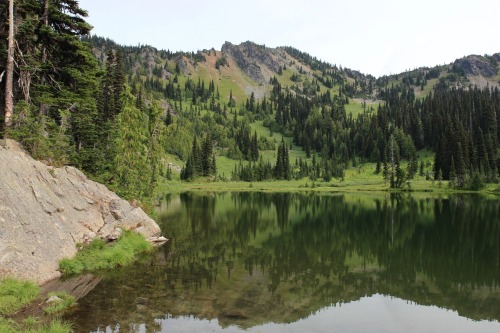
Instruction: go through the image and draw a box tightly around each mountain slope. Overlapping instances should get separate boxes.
[88,36,499,104]
[85,36,500,189]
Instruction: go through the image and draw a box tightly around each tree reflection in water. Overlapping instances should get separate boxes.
[66,193,500,332]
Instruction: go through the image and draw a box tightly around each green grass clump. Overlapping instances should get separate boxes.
[39,319,73,333]
[0,278,40,316]
[0,317,72,333]
[43,292,75,314]
[59,231,153,275]
[0,279,73,333]
[0,318,18,333]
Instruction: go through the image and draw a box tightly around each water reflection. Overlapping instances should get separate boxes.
[66,193,500,332]
[154,295,500,333]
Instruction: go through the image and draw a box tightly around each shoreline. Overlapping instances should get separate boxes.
[159,179,500,197]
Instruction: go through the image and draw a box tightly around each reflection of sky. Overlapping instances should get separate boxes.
[145,294,500,333]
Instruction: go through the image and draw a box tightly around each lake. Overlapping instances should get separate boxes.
[64,192,500,332]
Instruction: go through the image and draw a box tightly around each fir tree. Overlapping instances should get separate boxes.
[419,160,425,177]
[250,131,259,161]
[165,108,173,126]
[274,139,290,180]
[201,135,213,176]
[375,154,381,174]
[113,87,149,199]
[382,150,389,185]
[394,154,406,188]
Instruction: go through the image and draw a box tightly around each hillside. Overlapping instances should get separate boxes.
[87,36,500,104]
[87,36,377,106]
[376,53,500,99]
[84,37,499,183]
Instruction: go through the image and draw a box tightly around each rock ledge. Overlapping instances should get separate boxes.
[0,139,161,284]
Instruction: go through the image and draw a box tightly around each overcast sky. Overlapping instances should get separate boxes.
[78,0,499,77]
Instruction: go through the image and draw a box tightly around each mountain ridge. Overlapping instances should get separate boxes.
[86,36,500,104]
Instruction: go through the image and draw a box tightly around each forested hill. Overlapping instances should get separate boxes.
[85,36,500,188]
[1,0,500,204]
[87,36,500,103]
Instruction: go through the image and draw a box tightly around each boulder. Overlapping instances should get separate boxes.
[46,295,64,303]
[0,139,161,284]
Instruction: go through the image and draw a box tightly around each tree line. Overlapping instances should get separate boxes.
[3,2,498,191]
[0,0,166,204]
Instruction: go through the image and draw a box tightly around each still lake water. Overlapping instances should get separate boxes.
[65,192,500,332]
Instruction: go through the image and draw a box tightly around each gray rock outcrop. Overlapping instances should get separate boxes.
[453,55,497,78]
[174,55,190,76]
[0,140,161,284]
[221,41,289,84]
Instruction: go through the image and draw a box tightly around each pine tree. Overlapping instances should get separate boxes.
[181,155,194,180]
[455,142,466,187]
[390,136,396,188]
[382,150,390,185]
[4,0,99,168]
[201,135,213,176]
[419,160,425,177]
[113,49,126,115]
[375,153,381,174]
[145,102,165,194]
[250,130,259,161]
[274,141,284,180]
[165,108,173,126]
[449,156,457,187]
[192,136,202,176]
[274,139,290,180]
[211,153,217,177]
[283,142,290,179]
[113,87,149,199]
[394,154,406,188]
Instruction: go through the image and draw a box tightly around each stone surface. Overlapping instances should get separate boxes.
[221,41,290,84]
[0,139,161,284]
[41,274,102,301]
[147,235,168,243]
[453,55,497,78]
[46,295,63,303]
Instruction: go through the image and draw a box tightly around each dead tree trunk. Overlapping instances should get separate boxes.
[4,0,15,129]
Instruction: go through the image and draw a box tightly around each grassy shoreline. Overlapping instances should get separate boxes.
[165,152,500,197]
[160,177,500,197]
[0,232,154,332]
[0,278,72,333]
[59,231,153,275]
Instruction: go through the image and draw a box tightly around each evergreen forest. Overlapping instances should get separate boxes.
[2,1,500,204]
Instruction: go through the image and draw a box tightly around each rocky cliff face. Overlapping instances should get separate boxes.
[221,41,289,83]
[453,55,498,78]
[0,140,161,284]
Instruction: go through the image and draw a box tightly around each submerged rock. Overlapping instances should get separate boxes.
[147,236,169,244]
[46,295,63,303]
[0,139,161,284]
[41,274,102,301]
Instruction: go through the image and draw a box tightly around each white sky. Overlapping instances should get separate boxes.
[78,0,499,77]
